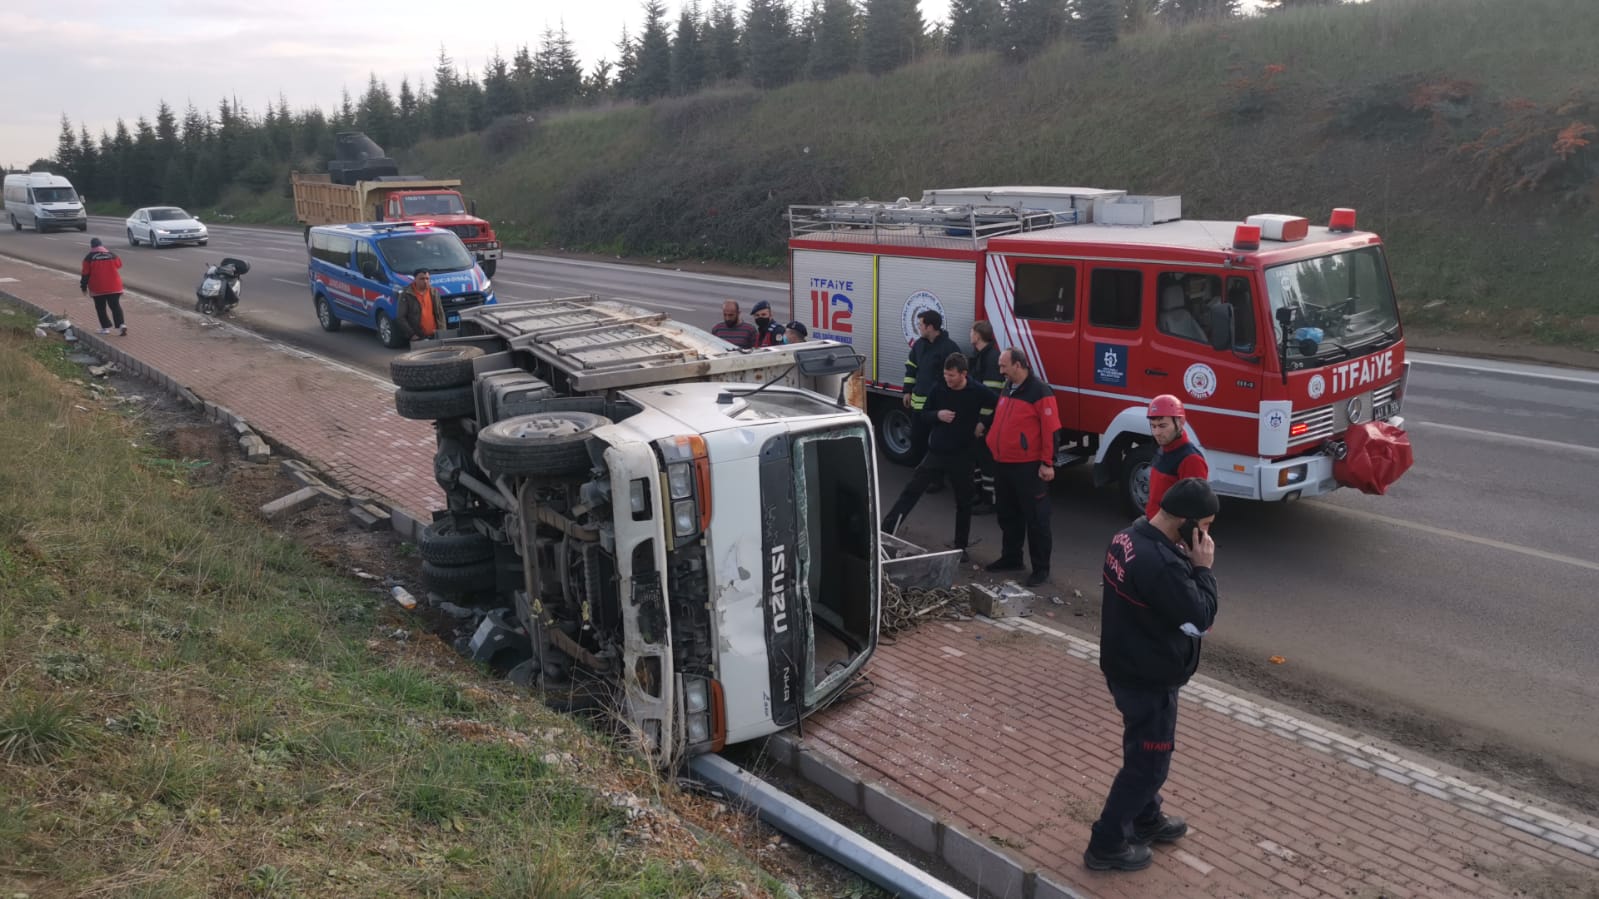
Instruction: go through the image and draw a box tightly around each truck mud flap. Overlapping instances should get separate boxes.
[879,532,962,591]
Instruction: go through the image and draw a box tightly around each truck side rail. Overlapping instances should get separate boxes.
[787,201,1074,249]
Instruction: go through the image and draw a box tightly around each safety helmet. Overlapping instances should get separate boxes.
[1147,394,1185,419]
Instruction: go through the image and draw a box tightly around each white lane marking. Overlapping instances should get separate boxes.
[1409,351,1599,386]
[1411,420,1599,457]
[272,277,307,288]
[1316,503,1599,572]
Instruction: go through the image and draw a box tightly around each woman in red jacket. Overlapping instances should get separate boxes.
[79,237,127,336]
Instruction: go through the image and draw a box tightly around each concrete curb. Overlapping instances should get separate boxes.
[766,733,1091,899]
[1,288,420,543]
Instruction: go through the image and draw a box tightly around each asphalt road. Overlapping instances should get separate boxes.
[7,216,1598,802]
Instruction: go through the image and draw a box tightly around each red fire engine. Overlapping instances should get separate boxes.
[787,186,1412,513]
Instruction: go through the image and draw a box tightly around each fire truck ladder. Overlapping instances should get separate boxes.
[788,199,1078,247]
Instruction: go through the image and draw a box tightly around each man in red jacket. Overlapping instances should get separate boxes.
[984,347,1060,586]
[1144,394,1209,520]
[79,237,127,336]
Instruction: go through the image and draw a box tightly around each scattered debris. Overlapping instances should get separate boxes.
[390,586,418,610]
[1269,655,1287,665]
[436,601,477,620]
[258,484,343,519]
[967,581,1037,619]
[88,362,121,378]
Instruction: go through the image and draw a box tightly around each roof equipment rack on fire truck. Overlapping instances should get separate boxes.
[787,199,1073,249]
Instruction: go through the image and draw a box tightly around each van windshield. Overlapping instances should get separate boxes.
[1266,246,1402,367]
[33,187,78,203]
[375,232,475,275]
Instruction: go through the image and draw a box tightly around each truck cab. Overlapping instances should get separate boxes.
[389,299,921,766]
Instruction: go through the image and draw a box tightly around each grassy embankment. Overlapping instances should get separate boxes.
[0,305,782,897]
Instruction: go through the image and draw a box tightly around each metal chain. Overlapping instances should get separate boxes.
[880,580,971,636]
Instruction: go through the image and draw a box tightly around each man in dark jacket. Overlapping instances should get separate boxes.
[1086,477,1219,873]
[750,300,785,347]
[969,320,1003,512]
[396,269,446,343]
[903,309,960,491]
[983,347,1060,586]
[80,237,127,336]
[881,353,995,554]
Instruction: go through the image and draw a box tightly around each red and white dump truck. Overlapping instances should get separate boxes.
[788,186,1413,513]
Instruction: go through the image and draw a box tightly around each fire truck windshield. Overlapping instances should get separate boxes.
[1266,246,1401,365]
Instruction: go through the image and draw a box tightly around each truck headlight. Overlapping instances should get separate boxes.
[666,462,694,500]
[672,499,697,537]
[686,713,710,744]
[684,679,709,713]
[1278,464,1308,487]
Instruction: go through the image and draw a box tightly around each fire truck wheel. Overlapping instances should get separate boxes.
[878,403,920,466]
[1120,443,1156,519]
[395,385,476,421]
[418,516,494,565]
[390,345,486,390]
[422,558,497,594]
[477,412,609,480]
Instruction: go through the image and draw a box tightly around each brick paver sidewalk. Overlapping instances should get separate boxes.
[803,614,1599,897]
[0,256,441,520]
[7,253,1599,898]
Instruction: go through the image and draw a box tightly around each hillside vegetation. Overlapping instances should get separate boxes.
[400,0,1598,348]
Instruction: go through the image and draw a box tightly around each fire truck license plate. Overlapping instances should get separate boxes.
[1374,401,1400,421]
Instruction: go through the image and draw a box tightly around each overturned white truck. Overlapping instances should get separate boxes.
[389,298,956,767]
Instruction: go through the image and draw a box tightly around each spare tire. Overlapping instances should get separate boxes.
[422,559,497,594]
[390,345,486,390]
[477,412,609,480]
[418,516,494,565]
[395,385,476,421]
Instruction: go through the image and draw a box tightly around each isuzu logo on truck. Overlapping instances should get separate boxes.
[769,543,789,635]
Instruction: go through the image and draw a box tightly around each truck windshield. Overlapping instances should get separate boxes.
[402,194,466,216]
[376,232,476,274]
[789,424,876,705]
[33,187,78,203]
[1266,246,1401,365]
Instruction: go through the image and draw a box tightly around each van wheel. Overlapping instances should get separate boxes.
[376,312,407,349]
[390,345,485,390]
[395,385,476,421]
[1120,443,1156,519]
[9,215,18,231]
[77,223,87,232]
[877,402,920,466]
[477,412,608,480]
[314,295,341,332]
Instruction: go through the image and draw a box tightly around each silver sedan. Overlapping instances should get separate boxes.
[125,206,209,248]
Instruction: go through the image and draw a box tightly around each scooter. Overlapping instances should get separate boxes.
[195,257,250,316]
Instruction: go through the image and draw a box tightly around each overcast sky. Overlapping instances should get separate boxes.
[1,0,959,168]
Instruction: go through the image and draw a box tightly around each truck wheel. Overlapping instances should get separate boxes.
[877,402,921,466]
[390,345,485,390]
[423,558,497,594]
[315,295,342,332]
[418,516,494,565]
[377,312,407,349]
[477,412,608,480]
[395,385,476,421]
[1119,443,1156,519]
[480,259,497,278]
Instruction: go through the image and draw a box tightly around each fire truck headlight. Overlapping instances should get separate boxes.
[672,499,697,537]
[1278,464,1308,487]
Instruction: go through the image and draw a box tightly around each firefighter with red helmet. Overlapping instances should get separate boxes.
[1144,395,1209,520]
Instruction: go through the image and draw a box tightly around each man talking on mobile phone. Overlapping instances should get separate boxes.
[1085,477,1219,872]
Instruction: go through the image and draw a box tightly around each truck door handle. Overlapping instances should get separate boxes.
[1145,368,1168,377]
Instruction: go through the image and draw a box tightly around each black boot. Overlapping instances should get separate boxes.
[1132,814,1188,844]
[1083,842,1153,872]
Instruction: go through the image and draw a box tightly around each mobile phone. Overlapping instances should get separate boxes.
[1178,518,1199,545]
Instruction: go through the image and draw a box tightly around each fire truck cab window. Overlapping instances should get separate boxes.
[1089,268,1142,330]
[1225,276,1257,352]
[1156,272,1221,345]
[1012,263,1076,322]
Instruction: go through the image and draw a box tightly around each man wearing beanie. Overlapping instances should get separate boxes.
[1085,476,1219,872]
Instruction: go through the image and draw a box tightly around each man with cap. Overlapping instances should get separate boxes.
[79,237,127,336]
[750,300,784,347]
[1085,477,1219,873]
[1144,394,1209,520]
[784,321,808,344]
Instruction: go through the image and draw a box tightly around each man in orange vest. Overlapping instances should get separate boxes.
[397,269,446,343]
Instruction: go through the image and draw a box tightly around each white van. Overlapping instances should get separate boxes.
[4,172,87,233]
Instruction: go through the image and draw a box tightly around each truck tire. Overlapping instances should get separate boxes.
[423,558,497,594]
[1119,443,1156,520]
[418,516,494,565]
[315,295,341,331]
[390,345,485,390]
[377,312,407,349]
[877,402,921,466]
[480,259,497,278]
[395,385,476,421]
[477,412,608,480]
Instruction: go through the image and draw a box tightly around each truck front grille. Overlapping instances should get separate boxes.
[1290,404,1336,445]
[446,225,480,240]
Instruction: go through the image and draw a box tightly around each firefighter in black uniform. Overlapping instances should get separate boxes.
[903,309,960,489]
[880,353,995,554]
[968,320,1003,512]
[1085,477,1219,873]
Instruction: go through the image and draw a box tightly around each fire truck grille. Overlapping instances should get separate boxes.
[1371,382,1398,407]
[445,225,480,240]
[1290,404,1336,445]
